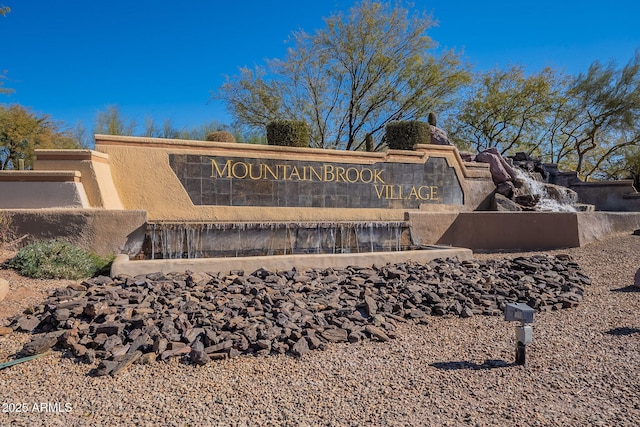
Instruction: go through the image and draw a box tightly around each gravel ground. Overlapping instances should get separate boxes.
[1,233,639,427]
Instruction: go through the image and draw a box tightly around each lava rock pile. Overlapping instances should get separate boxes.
[8,254,590,376]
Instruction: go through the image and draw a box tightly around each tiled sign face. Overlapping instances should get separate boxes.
[169,154,463,208]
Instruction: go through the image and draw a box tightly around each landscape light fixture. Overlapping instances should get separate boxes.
[504,302,534,365]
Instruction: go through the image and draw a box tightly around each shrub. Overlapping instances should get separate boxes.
[205,131,236,143]
[266,120,310,148]
[385,120,431,150]
[7,240,114,279]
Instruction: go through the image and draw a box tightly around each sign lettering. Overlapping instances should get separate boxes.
[169,154,463,208]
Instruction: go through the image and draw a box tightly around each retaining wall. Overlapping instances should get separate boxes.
[408,211,640,251]
[1,209,147,256]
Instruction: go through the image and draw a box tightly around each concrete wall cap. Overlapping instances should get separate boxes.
[0,170,81,182]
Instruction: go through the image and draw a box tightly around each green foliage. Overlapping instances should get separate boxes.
[598,146,640,189]
[0,104,83,170]
[7,240,113,279]
[215,0,470,150]
[447,51,640,180]
[205,130,236,143]
[385,121,430,150]
[557,52,640,180]
[266,120,310,147]
[446,66,558,155]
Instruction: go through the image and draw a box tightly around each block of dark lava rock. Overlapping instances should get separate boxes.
[364,325,390,342]
[364,296,377,316]
[190,349,211,366]
[137,352,157,365]
[321,328,348,343]
[21,334,58,355]
[189,340,211,365]
[291,336,310,357]
[635,268,640,288]
[84,301,110,318]
[152,337,168,355]
[70,343,88,358]
[94,322,125,336]
[461,306,475,318]
[161,345,191,361]
[204,340,233,354]
[110,351,142,376]
[95,360,119,376]
[66,282,87,292]
[15,315,41,333]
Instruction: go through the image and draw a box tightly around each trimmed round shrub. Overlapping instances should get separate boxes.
[385,120,431,150]
[7,240,113,279]
[266,120,310,148]
[205,131,236,143]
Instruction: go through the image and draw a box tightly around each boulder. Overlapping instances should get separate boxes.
[459,151,476,162]
[634,268,640,289]
[429,126,451,145]
[475,147,518,185]
[495,181,515,198]
[491,193,522,211]
[543,183,578,205]
[514,194,540,209]
[509,152,549,180]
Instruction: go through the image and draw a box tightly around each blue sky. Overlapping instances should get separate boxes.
[1,0,639,135]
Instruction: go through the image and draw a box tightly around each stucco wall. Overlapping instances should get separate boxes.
[94,135,494,222]
[34,150,123,209]
[571,181,640,212]
[408,211,640,251]
[0,181,89,209]
[3,209,147,256]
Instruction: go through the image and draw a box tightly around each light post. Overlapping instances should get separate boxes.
[504,302,534,365]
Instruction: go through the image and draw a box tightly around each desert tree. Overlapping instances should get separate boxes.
[215,0,470,150]
[0,104,82,169]
[447,51,640,180]
[446,66,560,156]
[552,52,640,180]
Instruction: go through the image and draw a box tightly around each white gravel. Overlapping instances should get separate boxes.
[1,233,639,426]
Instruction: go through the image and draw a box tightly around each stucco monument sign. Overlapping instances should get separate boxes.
[2,133,640,271]
[86,135,493,223]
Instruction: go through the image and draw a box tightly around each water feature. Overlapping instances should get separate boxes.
[514,169,577,212]
[143,221,412,260]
